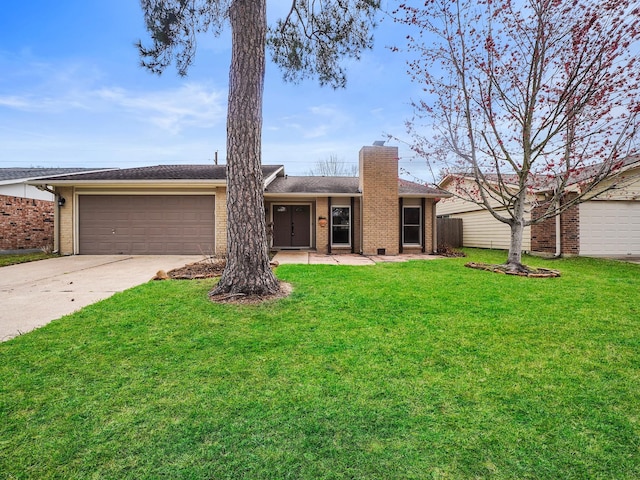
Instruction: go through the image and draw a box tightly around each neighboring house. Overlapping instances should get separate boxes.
[28,145,450,256]
[437,158,640,258]
[0,168,106,252]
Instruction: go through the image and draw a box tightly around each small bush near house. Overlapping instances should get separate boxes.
[437,243,466,257]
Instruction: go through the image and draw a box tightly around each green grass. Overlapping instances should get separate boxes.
[0,252,58,267]
[1,249,639,479]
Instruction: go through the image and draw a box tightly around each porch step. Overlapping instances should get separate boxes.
[272,251,309,264]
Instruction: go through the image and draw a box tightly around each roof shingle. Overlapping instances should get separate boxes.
[265,176,360,194]
[32,165,284,182]
[0,168,104,182]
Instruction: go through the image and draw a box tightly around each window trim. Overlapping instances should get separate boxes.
[331,205,351,247]
[402,205,422,246]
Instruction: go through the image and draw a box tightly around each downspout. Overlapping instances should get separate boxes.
[432,199,439,254]
[328,196,332,254]
[359,192,364,254]
[350,196,355,253]
[555,197,562,257]
[399,197,404,254]
[554,183,562,258]
[421,197,426,253]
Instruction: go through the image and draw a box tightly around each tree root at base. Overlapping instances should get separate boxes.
[465,262,561,277]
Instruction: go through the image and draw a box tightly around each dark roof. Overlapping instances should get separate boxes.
[265,176,360,194]
[442,156,640,191]
[266,176,448,197]
[399,179,450,196]
[32,164,284,182]
[0,167,104,182]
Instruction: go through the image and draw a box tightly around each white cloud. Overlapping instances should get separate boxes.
[95,83,226,134]
[272,104,353,139]
[0,77,226,135]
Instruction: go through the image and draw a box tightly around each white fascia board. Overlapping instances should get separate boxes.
[264,192,362,198]
[263,166,285,188]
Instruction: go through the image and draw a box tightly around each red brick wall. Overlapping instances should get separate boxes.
[530,194,580,255]
[530,205,556,254]
[560,195,580,255]
[0,194,54,250]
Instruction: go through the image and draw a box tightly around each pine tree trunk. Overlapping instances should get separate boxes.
[210,0,279,296]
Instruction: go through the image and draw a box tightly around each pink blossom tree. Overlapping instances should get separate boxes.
[395,0,640,271]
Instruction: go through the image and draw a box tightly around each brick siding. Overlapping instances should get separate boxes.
[530,194,580,255]
[315,197,329,254]
[0,194,54,250]
[214,187,227,255]
[57,187,74,255]
[560,195,580,255]
[359,146,399,255]
[530,204,557,254]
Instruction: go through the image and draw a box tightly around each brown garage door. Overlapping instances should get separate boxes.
[79,195,215,254]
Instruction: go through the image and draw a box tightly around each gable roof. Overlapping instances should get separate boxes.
[0,167,107,184]
[30,165,285,185]
[399,179,450,197]
[265,176,360,195]
[265,176,449,197]
[439,156,640,193]
[26,163,451,198]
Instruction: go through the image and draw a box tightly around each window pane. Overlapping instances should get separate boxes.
[332,207,350,226]
[404,207,420,225]
[332,207,350,245]
[404,226,420,245]
[333,226,350,244]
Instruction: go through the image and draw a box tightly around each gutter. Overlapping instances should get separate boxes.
[555,200,562,257]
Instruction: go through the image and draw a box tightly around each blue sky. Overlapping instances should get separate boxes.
[0,1,434,182]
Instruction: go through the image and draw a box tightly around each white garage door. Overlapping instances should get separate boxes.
[580,201,640,256]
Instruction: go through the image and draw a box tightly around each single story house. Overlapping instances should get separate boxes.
[0,168,103,251]
[29,145,449,256]
[437,158,640,258]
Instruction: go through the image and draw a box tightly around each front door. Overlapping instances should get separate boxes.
[272,204,311,248]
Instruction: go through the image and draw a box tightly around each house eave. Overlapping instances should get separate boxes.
[8,169,118,186]
[264,192,362,198]
[28,179,228,189]
[401,193,452,199]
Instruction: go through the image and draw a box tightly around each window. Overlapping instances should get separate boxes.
[403,206,421,245]
[331,206,350,245]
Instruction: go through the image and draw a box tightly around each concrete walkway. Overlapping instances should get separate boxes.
[0,255,202,342]
[272,251,445,265]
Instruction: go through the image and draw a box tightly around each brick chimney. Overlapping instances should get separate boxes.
[359,145,399,255]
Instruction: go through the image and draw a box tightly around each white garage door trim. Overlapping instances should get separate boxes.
[579,201,640,256]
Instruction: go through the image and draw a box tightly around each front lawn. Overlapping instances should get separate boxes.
[1,250,638,479]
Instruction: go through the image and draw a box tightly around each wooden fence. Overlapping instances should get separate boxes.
[437,217,463,248]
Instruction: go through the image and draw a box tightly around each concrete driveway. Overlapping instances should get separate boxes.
[0,255,202,342]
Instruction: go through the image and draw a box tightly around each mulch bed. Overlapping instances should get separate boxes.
[163,258,227,280]
[465,262,561,277]
[208,281,293,305]
[154,258,290,304]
